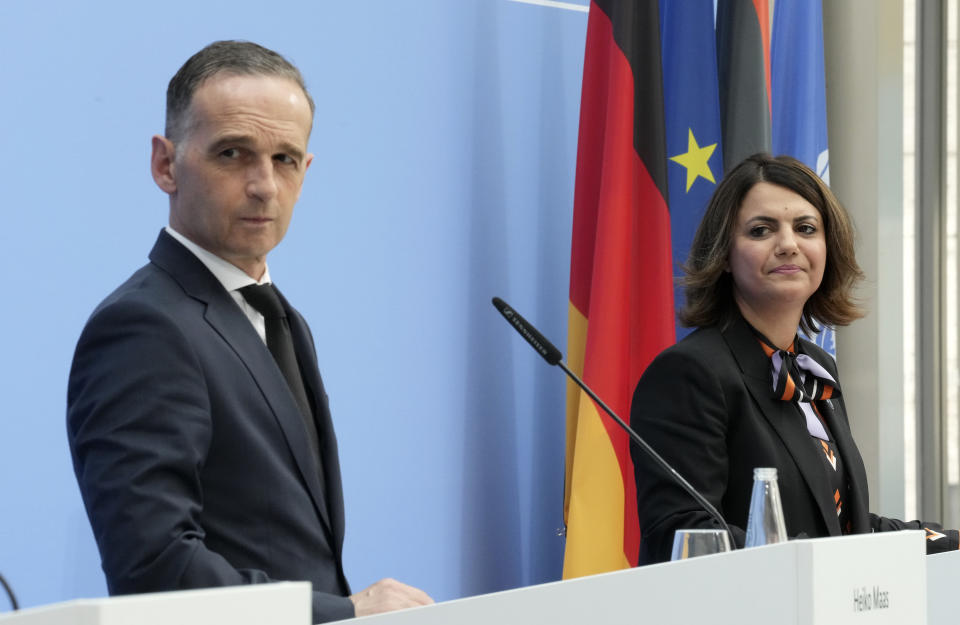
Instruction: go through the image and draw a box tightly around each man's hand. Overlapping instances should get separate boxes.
[349,578,434,617]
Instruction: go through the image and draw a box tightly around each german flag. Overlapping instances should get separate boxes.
[563,0,675,577]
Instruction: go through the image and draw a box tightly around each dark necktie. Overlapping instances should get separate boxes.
[238,284,322,467]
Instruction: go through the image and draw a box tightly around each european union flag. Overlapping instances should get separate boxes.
[660,0,723,341]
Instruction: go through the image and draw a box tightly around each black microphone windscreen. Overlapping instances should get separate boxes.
[491,297,563,366]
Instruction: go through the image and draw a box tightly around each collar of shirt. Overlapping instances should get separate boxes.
[165,226,271,343]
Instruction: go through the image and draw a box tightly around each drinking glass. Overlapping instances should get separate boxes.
[670,528,732,560]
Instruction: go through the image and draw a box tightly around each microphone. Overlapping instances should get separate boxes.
[0,572,18,611]
[491,297,563,365]
[491,296,736,547]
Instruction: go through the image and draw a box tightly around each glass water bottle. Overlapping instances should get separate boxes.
[744,467,788,547]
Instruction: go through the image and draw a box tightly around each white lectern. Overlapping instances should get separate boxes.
[345,531,926,625]
[927,548,960,625]
[0,581,310,625]
[0,532,929,625]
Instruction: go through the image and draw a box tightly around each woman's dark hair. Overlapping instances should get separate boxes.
[679,153,864,334]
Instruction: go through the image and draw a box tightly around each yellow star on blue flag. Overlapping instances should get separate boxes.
[669,129,717,192]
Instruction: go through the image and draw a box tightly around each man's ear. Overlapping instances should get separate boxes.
[294,153,314,202]
[151,135,178,194]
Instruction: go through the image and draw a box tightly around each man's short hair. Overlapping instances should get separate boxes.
[165,40,315,142]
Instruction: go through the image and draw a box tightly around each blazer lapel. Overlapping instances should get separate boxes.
[722,317,842,535]
[797,343,873,534]
[148,231,334,535]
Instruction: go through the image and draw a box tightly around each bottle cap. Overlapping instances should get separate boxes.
[753,467,778,480]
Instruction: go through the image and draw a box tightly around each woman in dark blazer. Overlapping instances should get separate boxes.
[630,153,957,564]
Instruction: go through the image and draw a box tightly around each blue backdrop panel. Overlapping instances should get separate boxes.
[0,0,587,609]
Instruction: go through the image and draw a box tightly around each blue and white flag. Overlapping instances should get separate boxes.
[771,0,834,354]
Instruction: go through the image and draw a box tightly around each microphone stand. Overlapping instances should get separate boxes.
[492,296,736,548]
[557,359,735,546]
[0,572,18,611]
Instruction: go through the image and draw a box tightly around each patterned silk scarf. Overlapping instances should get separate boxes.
[754,329,859,535]
[755,333,840,441]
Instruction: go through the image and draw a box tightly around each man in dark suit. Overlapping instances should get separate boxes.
[67,40,431,623]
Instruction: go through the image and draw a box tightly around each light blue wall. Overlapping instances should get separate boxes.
[0,0,588,610]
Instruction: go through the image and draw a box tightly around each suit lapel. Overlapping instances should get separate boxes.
[722,317,842,535]
[148,231,334,536]
[276,287,346,550]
